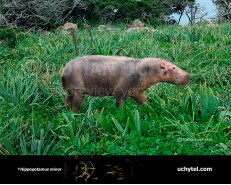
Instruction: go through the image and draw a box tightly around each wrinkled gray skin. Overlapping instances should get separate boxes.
[61,55,190,113]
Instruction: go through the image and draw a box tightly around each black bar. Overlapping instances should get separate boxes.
[0,156,230,184]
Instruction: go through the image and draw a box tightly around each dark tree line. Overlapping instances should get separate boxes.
[85,0,190,25]
[0,0,195,29]
[0,0,230,29]
[213,0,231,22]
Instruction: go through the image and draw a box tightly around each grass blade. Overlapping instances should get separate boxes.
[134,110,141,136]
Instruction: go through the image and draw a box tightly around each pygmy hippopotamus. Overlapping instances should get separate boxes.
[61,55,190,113]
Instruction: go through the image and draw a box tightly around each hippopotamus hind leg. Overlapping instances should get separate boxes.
[64,89,85,113]
[64,90,73,105]
[72,89,85,113]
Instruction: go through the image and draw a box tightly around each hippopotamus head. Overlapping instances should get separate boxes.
[158,60,190,85]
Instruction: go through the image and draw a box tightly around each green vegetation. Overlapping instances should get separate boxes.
[0,28,25,48]
[0,0,195,29]
[0,23,230,155]
[86,0,184,24]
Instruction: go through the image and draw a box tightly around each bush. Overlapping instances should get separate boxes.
[0,0,89,29]
[0,27,17,48]
[0,27,26,48]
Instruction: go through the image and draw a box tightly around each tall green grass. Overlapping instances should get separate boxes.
[0,23,230,155]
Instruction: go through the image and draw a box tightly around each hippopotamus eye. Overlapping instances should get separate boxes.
[171,67,177,72]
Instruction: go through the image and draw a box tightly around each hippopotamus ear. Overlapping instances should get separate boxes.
[160,62,167,69]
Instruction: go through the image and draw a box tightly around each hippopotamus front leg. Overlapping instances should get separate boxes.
[130,91,147,106]
[113,89,129,109]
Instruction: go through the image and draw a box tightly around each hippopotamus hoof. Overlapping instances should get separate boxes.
[61,55,190,113]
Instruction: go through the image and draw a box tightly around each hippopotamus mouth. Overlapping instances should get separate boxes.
[175,73,190,85]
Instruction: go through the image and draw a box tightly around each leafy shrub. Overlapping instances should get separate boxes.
[0,27,18,48]
[0,27,25,48]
